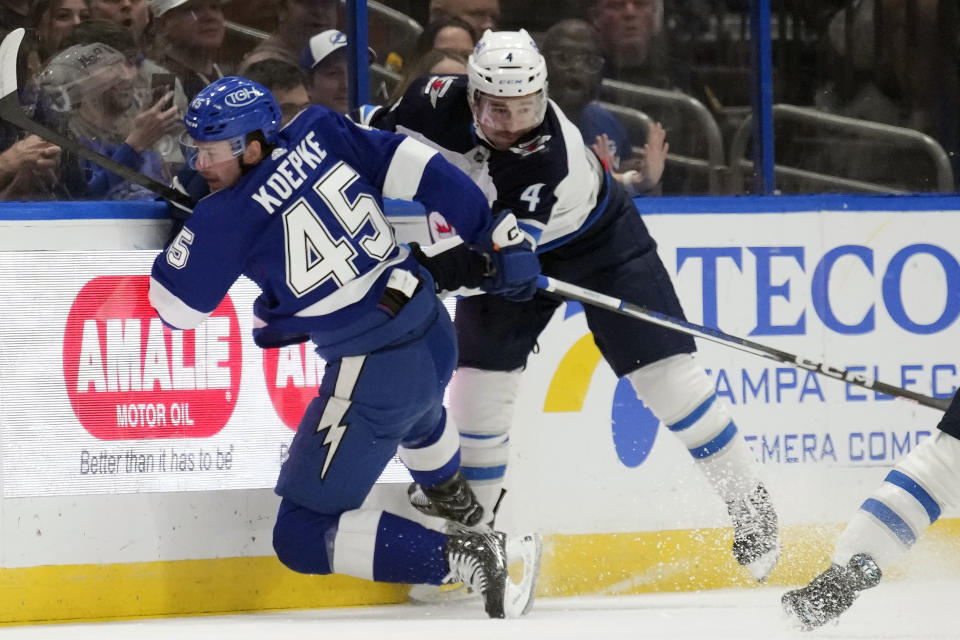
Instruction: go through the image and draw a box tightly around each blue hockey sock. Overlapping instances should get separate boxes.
[275,502,450,584]
[371,511,449,584]
[399,410,461,488]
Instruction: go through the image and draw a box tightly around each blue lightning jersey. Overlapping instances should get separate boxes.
[150,106,493,357]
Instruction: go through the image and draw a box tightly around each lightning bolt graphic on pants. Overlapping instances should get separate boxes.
[315,355,365,480]
[317,397,350,480]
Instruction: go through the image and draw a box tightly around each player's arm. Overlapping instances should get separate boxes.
[148,199,252,329]
[325,110,492,243]
[491,163,560,250]
[358,74,433,132]
[408,212,540,301]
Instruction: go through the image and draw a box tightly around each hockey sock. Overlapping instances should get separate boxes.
[449,367,523,515]
[833,431,960,570]
[399,409,461,489]
[273,500,450,583]
[627,353,760,501]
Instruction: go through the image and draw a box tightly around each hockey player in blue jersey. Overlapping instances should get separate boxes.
[782,389,960,630]
[364,29,781,583]
[148,76,542,618]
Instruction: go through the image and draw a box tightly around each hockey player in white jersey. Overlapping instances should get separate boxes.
[783,389,960,630]
[364,29,781,584]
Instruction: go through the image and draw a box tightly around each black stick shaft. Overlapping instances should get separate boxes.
[539,275,951,412]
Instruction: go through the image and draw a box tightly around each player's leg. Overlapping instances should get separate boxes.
[271,349,452,582]
[400,408,487,527]
[560,189,779,581]
[783,391,960,629]
[440,293,561,518]
[273,320,537,617]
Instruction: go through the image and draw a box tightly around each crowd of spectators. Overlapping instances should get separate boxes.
[0,0,956,201]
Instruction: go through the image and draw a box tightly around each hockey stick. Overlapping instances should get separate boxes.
[538,275,952,412]
[0,28,193,211]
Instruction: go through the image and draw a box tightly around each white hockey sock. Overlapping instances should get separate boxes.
[627,354,760,502]
[449,367,523,516]
[833,431,960,570]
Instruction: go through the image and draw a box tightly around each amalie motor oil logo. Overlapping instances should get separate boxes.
[262,342,326,431]
[62,276,242,440]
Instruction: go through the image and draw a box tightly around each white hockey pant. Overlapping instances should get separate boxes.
[626,353,760,502]
[833,431,960,570]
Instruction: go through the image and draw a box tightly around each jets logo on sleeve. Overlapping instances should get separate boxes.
[510,134,552,157]
[425,76,456,108]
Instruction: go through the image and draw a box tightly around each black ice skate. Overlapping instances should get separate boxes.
[408,471,485,528]
[444,529,509,618]
[726,482,780,581]
[782,553,882,631]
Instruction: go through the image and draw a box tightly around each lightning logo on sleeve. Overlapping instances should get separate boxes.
[315,355,366,480]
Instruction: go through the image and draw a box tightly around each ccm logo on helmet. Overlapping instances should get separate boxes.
[225,88,261,108]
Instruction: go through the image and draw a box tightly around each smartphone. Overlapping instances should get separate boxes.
[150,72,177,103]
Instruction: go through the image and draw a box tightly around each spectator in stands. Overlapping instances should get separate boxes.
[39,34,180,198]
[149,0,226,99]
[89,0,131,28]
[129,0,148,44]
[0,134,62,198]
[590,0,679,89]
[428,0,498,35]
[30,0,90,62]
[242,59,310,126]
[238,0,338,73]
[300,29,373,114]
[220,0,278,69]
[543,18,667,193]
[389,48,467,102]
[66,18,186,172]
[414,15,475,59]
[0,0,31,37]
[800,0,959,191]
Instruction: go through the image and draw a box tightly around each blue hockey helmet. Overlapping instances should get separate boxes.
[184,76,281,145]
[182,76,282,169]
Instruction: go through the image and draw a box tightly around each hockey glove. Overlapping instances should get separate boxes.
[252,324,310,349]
[477,212,540,301]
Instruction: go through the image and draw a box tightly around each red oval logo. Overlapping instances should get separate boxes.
[262,343,326,430]
[62,275,242,440]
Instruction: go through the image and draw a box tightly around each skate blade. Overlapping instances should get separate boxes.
[503,532,543,618]
[746,541,781,583]
[781,591,818,631]
[408,581,478,605]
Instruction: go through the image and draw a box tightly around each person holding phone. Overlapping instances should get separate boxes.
[39,21,182,198]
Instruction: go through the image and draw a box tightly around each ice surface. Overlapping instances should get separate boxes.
[3,579,955,640]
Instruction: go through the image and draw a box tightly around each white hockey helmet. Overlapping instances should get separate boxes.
[467,29,548,98]
[467,29,549,144]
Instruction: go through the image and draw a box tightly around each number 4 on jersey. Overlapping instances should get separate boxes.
[520,183,544,212]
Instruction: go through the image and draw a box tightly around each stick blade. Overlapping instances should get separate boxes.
[0,28,24,102]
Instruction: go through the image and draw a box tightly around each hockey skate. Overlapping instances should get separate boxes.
[408,471,486,528]
[782,553,882,631]
[444,529,541,618]
[726,482,780,582]
[408,472,490,604]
